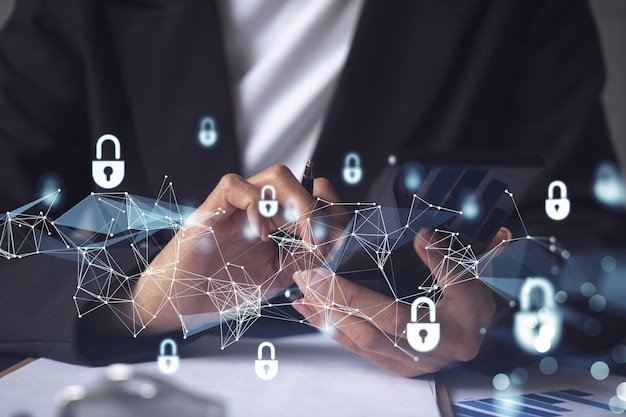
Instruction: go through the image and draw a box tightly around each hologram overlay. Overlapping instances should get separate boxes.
[0,180,569,360]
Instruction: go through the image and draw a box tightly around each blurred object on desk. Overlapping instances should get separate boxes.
[56,364,224,417]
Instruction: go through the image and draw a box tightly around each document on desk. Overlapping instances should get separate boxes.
[0,332,440,417]
[444,369,625,417]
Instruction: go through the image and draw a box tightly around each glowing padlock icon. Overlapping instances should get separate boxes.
[407,297,440,352]
[198,115,218,148]
[342,152,363,185]
[92,134,125,189]
[157,338,179,375]
[514,277,562,355]
[593,162,626,208]
[255,341,278,380]
[545,180,570,221]
[258,185,279,218]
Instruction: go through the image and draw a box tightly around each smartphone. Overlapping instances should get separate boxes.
[328,151,544,296]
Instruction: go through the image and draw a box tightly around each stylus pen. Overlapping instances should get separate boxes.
[301,160,314,195]
[281,161,314,302]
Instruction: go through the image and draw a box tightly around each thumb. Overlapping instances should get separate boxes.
[413,229,436,271]
[412,229,458,287]
[412,228,511,287]
[484,227,512,253]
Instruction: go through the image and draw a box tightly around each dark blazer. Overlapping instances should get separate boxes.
[0,0,623,364]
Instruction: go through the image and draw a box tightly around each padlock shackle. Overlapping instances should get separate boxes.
[258,341,275,360]
[410,296,436,323]
[159,338,178,356]
[95,134,121,160]
[344,152,360,167]
[200,116,216,130]
[519,277,555,311]
[547,180,567,199]
[260,185,277,200]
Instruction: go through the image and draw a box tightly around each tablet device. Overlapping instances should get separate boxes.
[328,151,544,292]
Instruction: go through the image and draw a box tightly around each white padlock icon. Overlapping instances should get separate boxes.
[198,116,218,148]
[514,277,562,355]
[342,152,363,185]
[545,180,570,221]
[407,297,440,352]
[157,338,180,375]
[255,341,278,380]
[258,185,279,218]
[92,134,125,189]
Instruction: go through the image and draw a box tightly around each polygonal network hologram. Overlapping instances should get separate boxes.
[0,181,567,359]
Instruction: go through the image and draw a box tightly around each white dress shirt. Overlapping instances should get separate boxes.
[218,0,364,179]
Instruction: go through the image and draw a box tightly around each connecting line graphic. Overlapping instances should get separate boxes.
[0,184,568,359]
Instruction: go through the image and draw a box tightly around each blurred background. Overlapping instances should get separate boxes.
[0,0,624,168]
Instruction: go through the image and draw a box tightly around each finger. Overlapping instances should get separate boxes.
[310,177,351,248]
[248,166,330,249]
[412,229,495,335]
[177,173,265,255]
[293,268,491,374]
[413,227,512,275]
[249,167,346,255]
[484,226,512,253]
[292,269,410,338]
[193,173,270,241]
[413,228,488,289]
[248,165,318,225]
[292,296,447,377]
[243,166,341,279]
[196,166,317,243]
[312,177,344,217]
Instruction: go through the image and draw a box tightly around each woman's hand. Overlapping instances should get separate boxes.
[131,165,344,334]
[292,227,511,377]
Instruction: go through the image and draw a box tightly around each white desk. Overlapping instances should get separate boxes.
[0,333,440,417]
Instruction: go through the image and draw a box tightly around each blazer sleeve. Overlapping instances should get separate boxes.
[499,0,626,250]
[479,0,626,362]
[0,0,185,365]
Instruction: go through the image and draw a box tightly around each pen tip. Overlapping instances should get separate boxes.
[304,161,313,176]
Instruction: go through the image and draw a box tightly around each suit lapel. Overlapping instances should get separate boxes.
[103,0,239,203]
[315,0,489,201]
[98,0,489,204]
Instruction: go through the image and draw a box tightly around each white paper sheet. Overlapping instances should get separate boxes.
[0,333,440,417]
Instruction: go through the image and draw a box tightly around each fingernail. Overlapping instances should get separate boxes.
[249,221,260,238]
[309,269,327,286]
[501,227,512,241]
[292,270,305,285]
[309,270,332,297]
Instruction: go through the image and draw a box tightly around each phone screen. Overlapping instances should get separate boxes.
[328,151,544,297]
